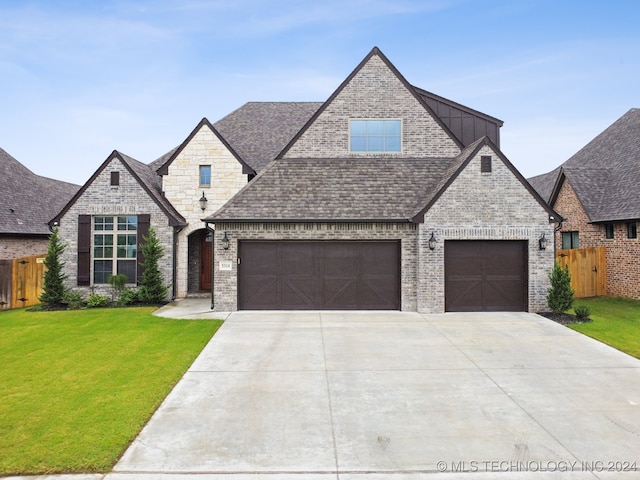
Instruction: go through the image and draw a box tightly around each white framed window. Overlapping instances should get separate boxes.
[199,165,211,187]
[350,119,402,153]
[93,216,138,284]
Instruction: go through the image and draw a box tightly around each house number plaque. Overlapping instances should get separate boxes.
[219,261,233,271]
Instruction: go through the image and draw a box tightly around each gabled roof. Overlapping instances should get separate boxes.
[51,150,186,227]
[155,118,255,177]
[277,46,465,159]
[206,136,557,224]
[531,108,640,222]
[0,147,79,235]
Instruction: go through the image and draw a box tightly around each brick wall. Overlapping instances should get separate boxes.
[57,157,174,298]
[421,145,555,313]
[283,54,461,159]
[0,235,49,260]
[162,124,249,297]
[212,222,418,312]
[554,178,640,300]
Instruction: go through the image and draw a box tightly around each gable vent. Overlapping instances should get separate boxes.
[481,156,492,173]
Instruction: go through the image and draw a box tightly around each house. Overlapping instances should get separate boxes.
[206,47,557,313]
[0,147,79,259]
[52,47,557,312]
[528,108,640,300]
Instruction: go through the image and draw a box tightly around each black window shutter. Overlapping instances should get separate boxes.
[137,214,150,285]
[77,215,91,286]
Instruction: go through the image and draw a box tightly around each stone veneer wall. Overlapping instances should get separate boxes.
[420,145,555,313]
[212,222,418,312]
[0,235,49,260]
[57,157,174,298]
[161,125,248,297]
[283,54,460,159]
[554,178,640,300]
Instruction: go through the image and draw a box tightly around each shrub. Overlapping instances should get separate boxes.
[86,293,111,308]
[117,288,140,306]
[574,304,591,319]
[62,291,85,309]
[107,274,128,301]
[547,262,574,314]
[137,227,169,304]
[39,227,68,307]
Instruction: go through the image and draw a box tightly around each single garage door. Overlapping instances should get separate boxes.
[445,240,527,312]
[238,241,400,310]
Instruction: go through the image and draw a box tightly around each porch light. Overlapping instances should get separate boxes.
[199,191,208,211]
[221,231,230,250]
[428,232,437,251]
[539,233,548,250]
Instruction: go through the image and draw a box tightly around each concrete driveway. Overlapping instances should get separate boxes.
[110,309,640,479]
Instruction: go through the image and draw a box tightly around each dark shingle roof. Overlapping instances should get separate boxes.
[206,157,455,222]
[0,148,79,235]
[214,102,323,172]
[530,108,640,222]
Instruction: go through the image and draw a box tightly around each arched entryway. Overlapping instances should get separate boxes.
[187,229,213,293]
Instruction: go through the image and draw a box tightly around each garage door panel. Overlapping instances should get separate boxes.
[445,241,527,312]
[239,241,399,310]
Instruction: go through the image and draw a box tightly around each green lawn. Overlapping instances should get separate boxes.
[0,307,222,475]
[569,296,640,359]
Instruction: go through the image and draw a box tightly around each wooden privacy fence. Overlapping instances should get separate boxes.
[0,254,46,310]
[556,246,607,298]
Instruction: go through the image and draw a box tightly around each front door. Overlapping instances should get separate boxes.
[200,231,212,291]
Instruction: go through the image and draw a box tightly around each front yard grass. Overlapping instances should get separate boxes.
[569,296,640,359]
[0,307,222,475]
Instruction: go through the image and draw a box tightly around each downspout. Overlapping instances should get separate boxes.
[205,222,215,310]
[172,225,183,300]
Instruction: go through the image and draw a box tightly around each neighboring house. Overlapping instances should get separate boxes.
[529,108,640,300]
[52,47,557,311]
[206,47,557,313]
[0,148,79,259]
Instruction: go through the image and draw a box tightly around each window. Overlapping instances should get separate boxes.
[93,216,137,283]
[605,223,614,239]
[628,222,638,239]
[110,171,120,186]
[562,231,579,249]
[350,119,401,152]
[199,165,211,187]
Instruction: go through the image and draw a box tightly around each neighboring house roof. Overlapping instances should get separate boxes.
[529,108,640,223]
[207,136,556,224]
[0,147,79,235]
[51,150,186,227]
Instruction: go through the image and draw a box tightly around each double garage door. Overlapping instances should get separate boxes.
[238,240,527,311]
[239,241,400,310]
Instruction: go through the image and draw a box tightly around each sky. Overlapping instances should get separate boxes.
[1,0,639,186]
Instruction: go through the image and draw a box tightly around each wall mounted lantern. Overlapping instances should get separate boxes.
[221,231,230,250]
[539,233,548,250]
[428,232,437,251]
[199,191,208,211]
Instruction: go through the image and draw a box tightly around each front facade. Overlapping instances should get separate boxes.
[52,47,556,310]
[529,108,640,300]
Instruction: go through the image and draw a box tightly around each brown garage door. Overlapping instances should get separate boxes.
[238,241,400,310]
[445,240,527,312]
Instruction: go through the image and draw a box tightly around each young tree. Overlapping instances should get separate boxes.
[547,262,574,314]
[137,226,168,304]
[39,227,68,307]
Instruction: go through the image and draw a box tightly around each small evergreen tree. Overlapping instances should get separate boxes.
[547,262,574,313]
[39,227,68,306]
[137,227,168,304]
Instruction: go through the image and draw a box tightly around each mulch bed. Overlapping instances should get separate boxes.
[538,311,592,325]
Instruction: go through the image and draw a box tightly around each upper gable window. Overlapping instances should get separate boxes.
[199,165,211,187]
[350,119,401,153]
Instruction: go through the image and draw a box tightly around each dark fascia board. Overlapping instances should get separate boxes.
[411,136,561,223]
[156,118,256,176]
[412,86,504,126]
[49,150,186,228]
[276,46,464,159]
[203,217,414,224]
